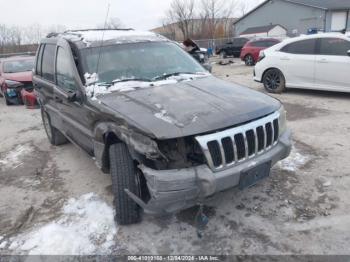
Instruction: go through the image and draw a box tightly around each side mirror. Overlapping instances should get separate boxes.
[347,50,350,57]
[67,91,78,103]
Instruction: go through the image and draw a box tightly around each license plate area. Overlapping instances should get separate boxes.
[239,162,271,190]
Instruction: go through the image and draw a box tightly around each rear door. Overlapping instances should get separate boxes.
[54,40,94,154]
[314,37,350,91]
[33,43,64,131]
[278,38,317,88]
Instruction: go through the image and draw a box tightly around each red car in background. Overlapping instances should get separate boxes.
[0,56,38,108]
[240,38,280,66]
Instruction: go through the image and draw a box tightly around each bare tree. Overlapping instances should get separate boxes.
[166,0,195,39]
[97,17,124,29]
[200,0,238,39]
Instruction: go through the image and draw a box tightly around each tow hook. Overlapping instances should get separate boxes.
[195,203,209,238]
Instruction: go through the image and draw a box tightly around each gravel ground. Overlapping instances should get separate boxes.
[0,58,350,255]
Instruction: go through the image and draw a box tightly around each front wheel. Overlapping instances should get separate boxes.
[109,143,142,225]
[263,69,286,94]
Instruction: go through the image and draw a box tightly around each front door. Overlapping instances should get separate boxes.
[314,37,350,91]
[54,43,94,155]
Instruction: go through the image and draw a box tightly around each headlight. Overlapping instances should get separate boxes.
[5,80,23,88]
[258,51,265,62]
[278,106,287,136]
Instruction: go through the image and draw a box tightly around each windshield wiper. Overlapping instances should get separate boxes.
[97,78,152,87]
[152,72,202,81]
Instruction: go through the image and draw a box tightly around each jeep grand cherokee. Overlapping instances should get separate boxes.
[33,29,292,225]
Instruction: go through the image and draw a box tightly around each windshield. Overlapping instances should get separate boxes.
[80,41,207,85]
[3,59,34,73]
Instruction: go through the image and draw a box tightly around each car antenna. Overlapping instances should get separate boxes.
[92,3,111,97]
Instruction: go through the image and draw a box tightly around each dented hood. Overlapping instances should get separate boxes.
[97,76,281,139]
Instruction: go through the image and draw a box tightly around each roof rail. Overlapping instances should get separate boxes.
[46,28,135,38]
[64,28,134,33]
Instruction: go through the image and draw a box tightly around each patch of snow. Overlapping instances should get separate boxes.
[323,181,332,187]
[0,241,7,249]
[9,193,117,255]
[85,73,210,101]
[191,115,198,123]
[0,144,33,171]
[84,72,99,85]
[70,30,161,43]
[277,148,309,172]
[0,236,3,241]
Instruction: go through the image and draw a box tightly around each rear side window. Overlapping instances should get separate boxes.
[281,39,317,54]
[319,38,350,56]
[41,44,56,82]
[265,41,279,47]
[251,41,266,47]
[36,44,44,75]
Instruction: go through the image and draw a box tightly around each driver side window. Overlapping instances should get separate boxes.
[56,47,76,92]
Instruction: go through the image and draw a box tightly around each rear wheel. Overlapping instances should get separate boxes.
[263,69,286,94]
[109,143,142,225]
[41,109,68,146]
[244,54,255,66]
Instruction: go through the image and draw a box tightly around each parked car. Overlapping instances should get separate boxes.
[240,38,280,66]
[0,56,38,107]
[216,37,249,58]
[34,29,291,225]
[182,39,212,72]
[254,33,350,93]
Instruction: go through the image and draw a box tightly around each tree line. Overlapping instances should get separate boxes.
[161,0,250,40]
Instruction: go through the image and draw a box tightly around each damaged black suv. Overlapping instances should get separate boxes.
[33,29,292,225]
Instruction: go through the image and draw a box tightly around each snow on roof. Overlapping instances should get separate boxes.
[64,29,167,45]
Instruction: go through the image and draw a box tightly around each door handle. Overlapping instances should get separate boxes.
[280,57,290,61]
[54,96,63,103]
[318,59,328,63]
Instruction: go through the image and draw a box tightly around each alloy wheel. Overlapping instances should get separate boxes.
[265,70,281,90]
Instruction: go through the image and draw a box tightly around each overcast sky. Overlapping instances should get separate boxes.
[0,0,262,30]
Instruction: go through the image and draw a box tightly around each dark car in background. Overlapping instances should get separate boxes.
[216,37,249,58]
[240,38,281,66]
[0,56,38,107]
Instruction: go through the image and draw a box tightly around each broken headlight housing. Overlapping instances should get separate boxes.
[278,105,287,136]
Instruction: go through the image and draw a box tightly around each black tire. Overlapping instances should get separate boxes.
[109,143,141,225]
[244,54,255,66]
[3,93,11,106]
[220,51,227,59]
[263,69,286,94]
[41,109,68,146]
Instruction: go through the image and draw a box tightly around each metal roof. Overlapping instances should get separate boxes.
[284,0,350,10]
[240,24,284,35]
[234,0,350,25]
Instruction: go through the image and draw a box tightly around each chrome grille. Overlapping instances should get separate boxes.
[195,112,280,172]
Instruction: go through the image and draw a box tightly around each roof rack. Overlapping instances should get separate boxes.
[46,28,135,38]
[64,28,134,33]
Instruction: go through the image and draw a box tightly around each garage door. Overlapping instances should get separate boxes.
[331,12,347,31]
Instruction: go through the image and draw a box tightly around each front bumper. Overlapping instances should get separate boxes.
[132,130,292,214]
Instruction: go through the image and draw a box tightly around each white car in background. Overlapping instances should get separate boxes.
[254,33,350,93]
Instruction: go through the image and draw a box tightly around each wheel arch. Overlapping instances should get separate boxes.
[262,67,286,84]
[93,122,161,173]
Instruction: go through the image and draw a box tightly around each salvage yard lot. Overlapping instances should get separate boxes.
[1,58,350,255]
